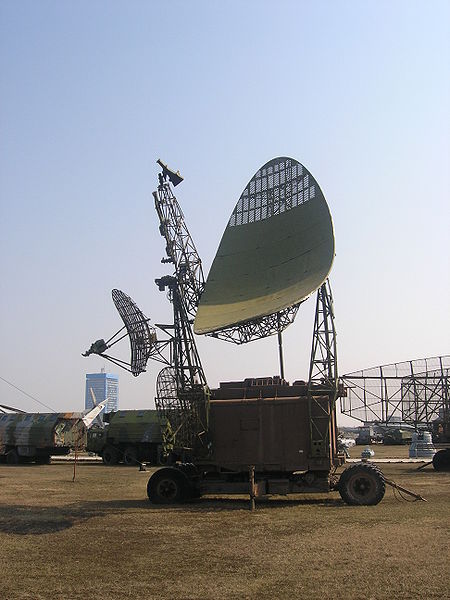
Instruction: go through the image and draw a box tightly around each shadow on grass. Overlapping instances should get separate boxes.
[143,495,345,512]
[0,495,346,535]
[0,503,105,535]
[78,498,151,511]
[75,495,344,514]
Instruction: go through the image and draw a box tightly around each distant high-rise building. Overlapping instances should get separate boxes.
[85,369,119,414]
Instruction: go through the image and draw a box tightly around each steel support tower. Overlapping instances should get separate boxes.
[307,280,338,459]
[152,170,210,458]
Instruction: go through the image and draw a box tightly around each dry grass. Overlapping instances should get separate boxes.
[0,458,448,600]
[345,443,416,460]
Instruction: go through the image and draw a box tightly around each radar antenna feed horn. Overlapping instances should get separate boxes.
[157,159,184,187]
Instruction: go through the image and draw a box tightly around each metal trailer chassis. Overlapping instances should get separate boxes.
[147,388,387,506]
[146,461,386,507]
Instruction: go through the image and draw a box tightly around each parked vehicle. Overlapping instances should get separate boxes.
[382,428,413,445]
[87,409,163,466]
[0,412,86,464]
[147,379,386,506]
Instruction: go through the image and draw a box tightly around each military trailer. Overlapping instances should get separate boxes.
[0,412,86,464]
[87,409,163,466]
[147,379,386,505]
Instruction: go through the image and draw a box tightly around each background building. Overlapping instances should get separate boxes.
[85,369,119,414]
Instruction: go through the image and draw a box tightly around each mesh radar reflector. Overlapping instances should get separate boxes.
[83,289,157,376]
[112,289,156,376]
[194,157,335,336]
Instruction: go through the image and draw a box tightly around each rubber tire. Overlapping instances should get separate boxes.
[339,463,386,506]
[123,446,137,466]
[102,445,119,466]
[35,455,51,465]
[432,449,450,472]
[6,450,19,465]
[147,468,188,504]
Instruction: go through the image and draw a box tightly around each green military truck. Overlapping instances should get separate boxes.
[87,409,163,466]
[382,428,413,445]
[0,412,86,464]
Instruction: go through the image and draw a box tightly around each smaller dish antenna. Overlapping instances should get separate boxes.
[112,289,156,375]
[83,289,157,376]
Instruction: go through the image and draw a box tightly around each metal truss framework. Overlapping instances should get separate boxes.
[153,279,209,454]
[206,304,301,344]
[155,365,209,456]
[153,175,210,457]
[307,280,338,459]
[340,356,450,427]
[153,182,205,320]
[84,168,210,456]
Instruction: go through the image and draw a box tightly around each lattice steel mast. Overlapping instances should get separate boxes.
[307,280,338,459]
[152,161,209,457]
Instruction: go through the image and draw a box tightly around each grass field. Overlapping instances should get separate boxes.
[0,458,448,600]
[346,443,412,460]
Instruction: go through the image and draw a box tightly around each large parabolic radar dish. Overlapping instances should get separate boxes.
[194,157,335,335]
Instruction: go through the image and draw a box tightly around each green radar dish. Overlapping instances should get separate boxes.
[194,157,335,335]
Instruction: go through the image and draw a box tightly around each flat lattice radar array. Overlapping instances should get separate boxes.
[194,157,335,343]
[340,356,450,427]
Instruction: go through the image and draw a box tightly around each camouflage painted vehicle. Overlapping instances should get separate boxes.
[87,409,163,466]
[0,412,87,464]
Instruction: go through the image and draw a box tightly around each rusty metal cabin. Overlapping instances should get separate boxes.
[209,379,339,475]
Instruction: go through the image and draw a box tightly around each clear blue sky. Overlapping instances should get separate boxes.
[1,1,449,423]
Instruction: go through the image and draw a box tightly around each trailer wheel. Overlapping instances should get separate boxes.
[432,449,450,472]
[147,468,188,504]
[6,450,19,465]
[102,445,119,466]
[123,446,137,466]
[339,463,385,506]
[35,455,51,465]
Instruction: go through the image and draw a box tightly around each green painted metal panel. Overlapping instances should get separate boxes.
[106,410,163,444]
[194,157,335,334]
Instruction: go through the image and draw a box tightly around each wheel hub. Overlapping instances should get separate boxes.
[157,478,178,500]
[352,476,372,496]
